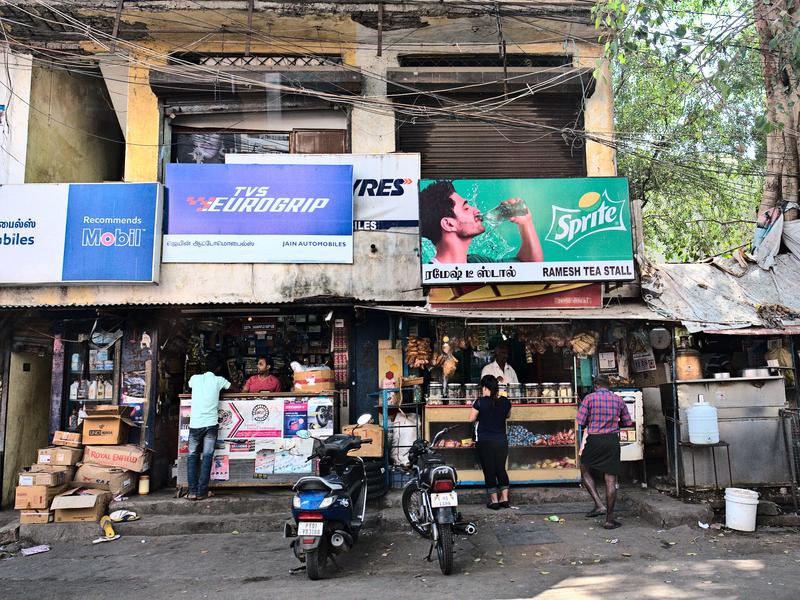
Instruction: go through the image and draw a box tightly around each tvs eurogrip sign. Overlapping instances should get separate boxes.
[419,177,634,285]
[163,163,353,263]
[0,183,162,285]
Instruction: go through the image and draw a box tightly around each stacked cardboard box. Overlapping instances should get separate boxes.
[74,406,148,497]
[15,431,83,524]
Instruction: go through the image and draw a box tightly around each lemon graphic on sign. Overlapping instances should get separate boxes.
[579,191,601,209]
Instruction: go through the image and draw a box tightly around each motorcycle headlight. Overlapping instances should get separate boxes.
[319,497,334,509]
[292,496,301,509]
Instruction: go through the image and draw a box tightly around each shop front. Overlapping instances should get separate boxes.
[171,307,351,488]
[371,304,668,486]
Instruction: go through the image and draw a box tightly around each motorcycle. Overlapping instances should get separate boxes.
[285,414,373,580]
[401,425,477,575]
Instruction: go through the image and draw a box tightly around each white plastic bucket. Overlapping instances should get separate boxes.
[725,487,759,532]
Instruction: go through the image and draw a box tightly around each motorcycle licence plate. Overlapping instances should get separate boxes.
[431,492,458,508]
[297,522,323,536]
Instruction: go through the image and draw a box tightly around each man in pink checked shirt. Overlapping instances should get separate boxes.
[576,374,633,530]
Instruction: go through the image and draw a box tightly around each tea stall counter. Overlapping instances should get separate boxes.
[424,402,580,485]
[176,391,340,488]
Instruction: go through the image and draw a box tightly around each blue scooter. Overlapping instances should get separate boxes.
[285,414,373,580]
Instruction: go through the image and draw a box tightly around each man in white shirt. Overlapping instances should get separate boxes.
[187,367,230,500]
[481,343,519,384]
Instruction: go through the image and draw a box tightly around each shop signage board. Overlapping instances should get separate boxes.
[226,153,421,230]
[0,183,162,284]
[419,177,634,285]
[164,163,353,263]
[428,283,603,309]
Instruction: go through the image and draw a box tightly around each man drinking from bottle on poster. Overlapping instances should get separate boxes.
[419,180,544,264]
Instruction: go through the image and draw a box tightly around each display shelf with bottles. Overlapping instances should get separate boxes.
[63,340,121,432]
[424,404,579,485]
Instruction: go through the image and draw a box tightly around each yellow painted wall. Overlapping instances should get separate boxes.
[124,60,161,183]
[25,62,123,183]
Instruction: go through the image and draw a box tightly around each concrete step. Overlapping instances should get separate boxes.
[108,490,294,517]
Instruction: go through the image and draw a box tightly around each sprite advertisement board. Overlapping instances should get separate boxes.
[419,177,634,285]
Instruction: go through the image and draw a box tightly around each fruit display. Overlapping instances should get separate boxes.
[433,437,475,449]
[531,457,577,469]
[405,336,432,369]
[507,425,576,447]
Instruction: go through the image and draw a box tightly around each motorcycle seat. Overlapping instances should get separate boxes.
[419,453,445,467]
[294,476,343,492]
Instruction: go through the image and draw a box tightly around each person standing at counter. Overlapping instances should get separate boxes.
[470,374,512,510]
[187,367,230,501]
[242,356,282,393]
[481,342,519,384]
[576,375,633,530]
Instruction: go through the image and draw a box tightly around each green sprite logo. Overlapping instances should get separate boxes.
[545,191,627,250]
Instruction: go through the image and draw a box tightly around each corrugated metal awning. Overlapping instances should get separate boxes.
[643,255,800,333]
[358,302,672,322]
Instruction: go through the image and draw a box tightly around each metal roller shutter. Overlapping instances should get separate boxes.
[397,94,586,179]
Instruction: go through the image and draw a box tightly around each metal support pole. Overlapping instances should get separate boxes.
[110,0,125,52]
[671,327,680,496]
[245,0,255,57]
[377,2,383,57]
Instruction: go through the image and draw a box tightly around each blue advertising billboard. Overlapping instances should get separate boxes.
[164,163,353,263]
[0,183,162,285]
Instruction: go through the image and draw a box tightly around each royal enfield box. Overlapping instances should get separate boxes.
[30,464,75,483]
[341,423,383,458]
[37,446,83,466]
[51,488,112,523]
[82,444,152,473]
[18,468,66,487]
[73,464,137,496]
[19,509,54,524]
[293,369,335,394]
[52,430,83,448]
[82,406,138,445]
[15,484,67,510]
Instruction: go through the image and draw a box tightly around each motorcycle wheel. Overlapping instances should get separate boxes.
[436,523,454,576]
[401,482,430,538]
[305,541,327,581]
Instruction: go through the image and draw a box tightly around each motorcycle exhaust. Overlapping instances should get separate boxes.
[454,521,478,536]
[330,530,353,550]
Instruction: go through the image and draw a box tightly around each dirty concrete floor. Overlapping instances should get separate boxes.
[1,504,799,599]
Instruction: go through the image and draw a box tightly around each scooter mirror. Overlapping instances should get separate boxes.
[356,413,372,426]
[296,430,311,439]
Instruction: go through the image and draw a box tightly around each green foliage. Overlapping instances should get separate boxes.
[594,0,768,261]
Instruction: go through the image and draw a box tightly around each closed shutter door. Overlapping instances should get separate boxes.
[397,94,586,179]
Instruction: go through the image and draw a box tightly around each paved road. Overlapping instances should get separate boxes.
[1,506,799,599]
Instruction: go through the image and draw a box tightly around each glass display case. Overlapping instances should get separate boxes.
[424,404,579,485]
[63,337,121,432]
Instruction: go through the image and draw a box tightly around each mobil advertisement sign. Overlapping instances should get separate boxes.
[419,177,634,285]
[0,183,162,285]
[164,163,353,263]
[226,153,420,230]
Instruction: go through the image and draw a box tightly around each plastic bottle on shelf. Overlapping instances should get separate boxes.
[69,379,79,400]
[96,377,105,400]
[104,379,113,400]
[88,379,97,401]
[78,379,88,400]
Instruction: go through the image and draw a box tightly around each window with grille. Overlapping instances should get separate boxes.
[170,54,343,68]
[398,55,571,68]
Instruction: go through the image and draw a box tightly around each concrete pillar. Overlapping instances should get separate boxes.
[124,57,160,182]
[580,57,616,177]
[345,43,397,154]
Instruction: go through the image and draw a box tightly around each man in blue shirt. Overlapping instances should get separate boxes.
[187,367,230,500]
